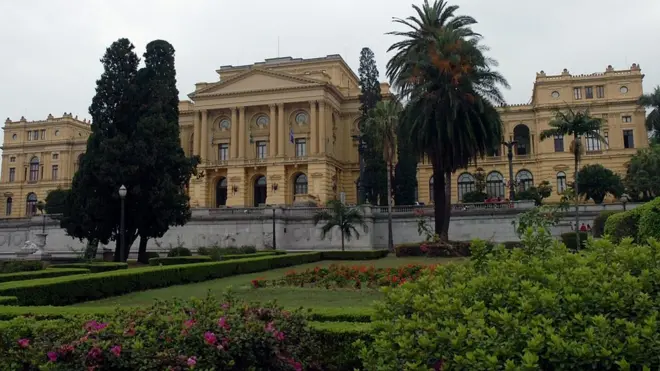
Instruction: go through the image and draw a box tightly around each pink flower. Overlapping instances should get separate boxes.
[204,331,217,345]
[221,303,230,310]
[274,331,285,341]
[264,321,275,332]
[124,327,136,336]
[187,356,197,366]
[184,319,196,329]
[17,338,30,348]
[286,358,302,371]
[84,320,108,332]
[218,317,230,330]
[47,351,57,362]
[110,345,121,357]
[87,347,103,361]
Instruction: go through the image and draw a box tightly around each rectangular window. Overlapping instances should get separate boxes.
[553,134,564,152]
[52,153,59,160]
[5,198,11,216]
[623,129,635,149]
[585,86,594,99]
[295,138,307,157]
[26,131,32,141]
[9,157,15,163]
[40,129,46,140]
[573,87,582,100]
[596,85,605,98]
[256,141,267,159]
[8,168,15,183]
[604,131,609,148]
[557,173,567,193]
[51,165,59,180]
[622,115,632,123]
[218,144,229,161]
[586,131,602,152]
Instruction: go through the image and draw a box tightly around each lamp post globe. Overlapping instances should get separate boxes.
[118,185,127,261]
[119,185,127,199]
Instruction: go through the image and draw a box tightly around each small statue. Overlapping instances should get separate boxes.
[21,240,37,254]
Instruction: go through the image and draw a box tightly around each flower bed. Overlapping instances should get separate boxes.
[251,264,433,289]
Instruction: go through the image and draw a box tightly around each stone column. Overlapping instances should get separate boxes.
[238,107,246,158]
[193,111,201,156]
[310,101,317,155]
[318,101,326,154]
[200,110,209,162]
[278,103,285,156]
[269,104,277,157]
[230,107,238,158]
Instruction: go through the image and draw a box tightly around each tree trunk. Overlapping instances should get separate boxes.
[441,172,452,241]
[137,235,149,264]
[574,149,581,250]
[432,169,448,242]
[386,161,394,252]
[113,230,137,262]
[341,229,345,252]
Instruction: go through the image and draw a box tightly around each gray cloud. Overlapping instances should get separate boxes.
[1,0,658,131]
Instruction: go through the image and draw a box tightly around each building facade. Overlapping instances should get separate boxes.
[0,57,648,216]
[0,113,91,217]
[418,63,648,204]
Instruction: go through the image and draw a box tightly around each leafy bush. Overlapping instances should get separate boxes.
[604,209,641,243]
[0,305,115,320]
[592,210,620,237]
[0,268,90,284]
[0,260,44,273]
[637,197,660,243]
[319,250,388,260]
[395,241,521,257]
[0,253,321,306]
[359,234,660,369]
[167,246,192,257]
[0,294,358,370]
[461,191,487,203]
[197,245,259,260]
[50,262,128,273]
[560,231,589,250]
[148,256,213,266]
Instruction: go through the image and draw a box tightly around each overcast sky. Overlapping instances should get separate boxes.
[2,0,659,134]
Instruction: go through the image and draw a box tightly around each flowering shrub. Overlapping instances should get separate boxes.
[0,294,330,370]
[254,264,434,289]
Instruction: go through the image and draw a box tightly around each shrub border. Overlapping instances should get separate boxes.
[0,268,90,283]
[50,263,128,273]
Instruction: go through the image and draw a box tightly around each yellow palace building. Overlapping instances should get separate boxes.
[0,55,648,217]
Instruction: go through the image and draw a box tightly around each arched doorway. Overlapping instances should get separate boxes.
[26,193,37,216]
[215,177,227,207]
[293,173,308,201]
[253,176,267,207]
[516,170,534,191]
[513,124,531,156]
[457,173,476,201]
[486,171,505,198]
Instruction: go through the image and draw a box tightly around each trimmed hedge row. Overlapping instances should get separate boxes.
[0,296,18,306]
[395,241,522,257]
[305,307,373,323]
[319,250,388,260]
[220,251,282,261]
[307,321,372,370]
[50,262,128,273]
[0,260,44,273]
[148,255,212,266]
[0,253,322,306]
[0,268,90,283]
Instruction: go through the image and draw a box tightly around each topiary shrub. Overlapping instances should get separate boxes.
[359,237,660,369]
[461,191,488,203]
[560,231,589,250]
[604,209,641,243]
[592,210,620,238]
[167,246,192,257]
[50,262,128,273]
[637,197,660,243]
[148,256,212,266]
[0,261,44,274]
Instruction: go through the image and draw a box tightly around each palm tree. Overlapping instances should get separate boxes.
[312,200,369,251]
[540,108,605,248]
[638,86,660,140]
[363,100,402,252]
[387,0,508,241]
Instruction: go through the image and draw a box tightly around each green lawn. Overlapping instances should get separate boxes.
[74,255,463,309]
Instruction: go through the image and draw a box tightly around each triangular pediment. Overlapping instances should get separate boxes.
[192,69,322,97]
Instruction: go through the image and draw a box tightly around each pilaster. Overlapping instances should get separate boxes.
[307,162,332,206]
[267,165,287,205]
[193,111,201,157]
[278,103,285,157]
[200,110,209,162]
[230,107,238,158]
[269,104,277,157]
[238,107,246,158]
[318,101,326,154]
[226,166,246,207]
[309,101,317,155]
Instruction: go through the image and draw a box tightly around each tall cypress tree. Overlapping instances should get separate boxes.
[132,40,199,263]
[358,47,387,205]
[61,38,141,260]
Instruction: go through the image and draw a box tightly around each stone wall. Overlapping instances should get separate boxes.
[0,202,639,259]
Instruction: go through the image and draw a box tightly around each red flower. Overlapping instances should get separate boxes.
[204,331,217,345]
[17,338,29,348]
[110,345,121,357]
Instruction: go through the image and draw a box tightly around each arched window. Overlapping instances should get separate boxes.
[215,177,227,207]
[294,173,308,195]
[26,193,37,216]
[513,124,531,156]
[557,171,567,193]
[253,175,267,207]
[516,170,534,191]
[486,171,505,198]
[29,157,39,182]
[5,197,12,216]
[429,175,435,203]
[457,173,476,201]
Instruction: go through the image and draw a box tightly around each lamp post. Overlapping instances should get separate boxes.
[36,201,46,233]
[272,206,277,250]
[352,134,367,205]
[118,185,127,262]
[620,193,630,211]
[502,140,517,200]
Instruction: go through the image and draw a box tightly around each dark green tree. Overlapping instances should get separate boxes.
[625,144,660,201]
[577,164,624,204]
[394,126,418,205]
[132,40,199,263]
[44,188,69,215]
[358,47,387,205]
[61,38,141,261]
[638,86,660,139]
[387,0,508,240]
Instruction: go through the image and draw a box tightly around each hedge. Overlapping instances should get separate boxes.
[395,241,522,257]
[148,255,212,266]
[0,253,322,306]
[307,321,372,370]
[305,307,373,323]
[560,231,589,250]
[0,268,90,283]
[604,208,642,243]
[0,260,44,273]
[0,305,116,320]
[638,197,660,243]
[220,251,282,261]
[50,262,128,273]
[0,296,17,306]
[319,250,388,260]
[592,210,620,238]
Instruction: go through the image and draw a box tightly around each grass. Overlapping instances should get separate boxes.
[74,255,462,309]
